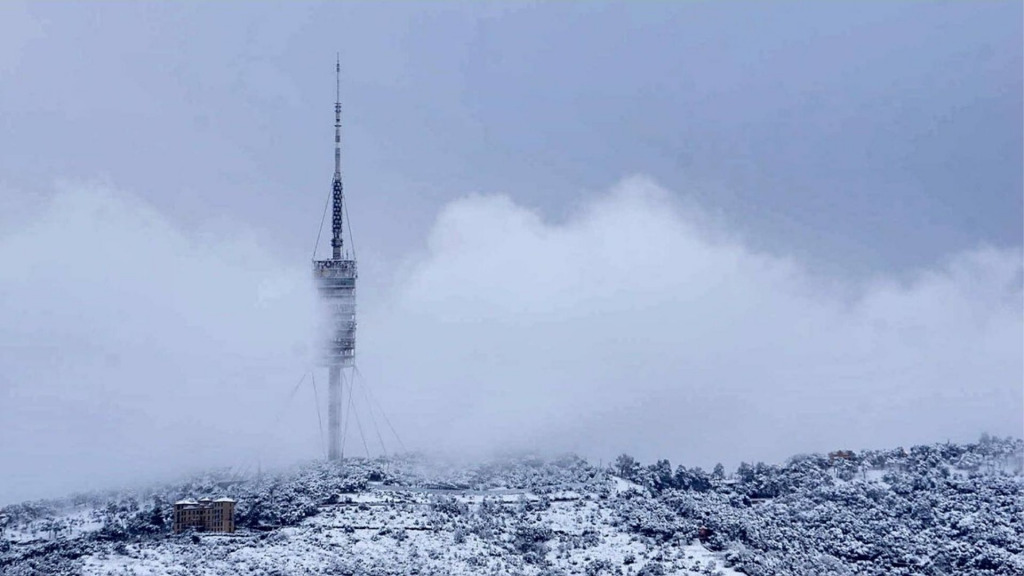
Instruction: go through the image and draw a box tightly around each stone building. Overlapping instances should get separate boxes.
[172,497,236,533]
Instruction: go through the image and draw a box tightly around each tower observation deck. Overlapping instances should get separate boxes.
[313,57,357,461]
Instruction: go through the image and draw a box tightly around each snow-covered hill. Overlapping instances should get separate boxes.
[2,437,1021,575]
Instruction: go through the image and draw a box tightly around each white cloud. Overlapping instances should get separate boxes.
[0,185,319,503]
[362,176,1023,467]
[0,177,1019,503]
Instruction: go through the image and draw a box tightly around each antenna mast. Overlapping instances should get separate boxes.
[331,54,344,260]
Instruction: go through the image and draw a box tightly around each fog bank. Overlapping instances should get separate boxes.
[362,176,1023,467]
[0,185,319,504]
[1,178,1020,504]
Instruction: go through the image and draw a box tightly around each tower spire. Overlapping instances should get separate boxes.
[331,54,344,260]
[334,54,342,179]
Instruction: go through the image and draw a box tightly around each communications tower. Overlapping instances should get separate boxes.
[313,57,357,461]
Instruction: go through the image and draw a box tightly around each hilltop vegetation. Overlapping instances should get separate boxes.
[2,437,1021,575]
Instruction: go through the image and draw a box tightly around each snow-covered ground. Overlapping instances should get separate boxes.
[3,438,1022,576]
[70,480,737,576]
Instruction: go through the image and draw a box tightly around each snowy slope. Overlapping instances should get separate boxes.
[3,439,1022,576]
[73,486,740,576]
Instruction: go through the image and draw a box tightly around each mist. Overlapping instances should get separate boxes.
[0,185,320,504]
[1,177,1021,504]
[361,176,1022,467]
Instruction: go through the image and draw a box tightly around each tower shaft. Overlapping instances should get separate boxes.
[328,366,342,461]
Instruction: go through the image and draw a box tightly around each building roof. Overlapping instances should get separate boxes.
[174,497,236,506]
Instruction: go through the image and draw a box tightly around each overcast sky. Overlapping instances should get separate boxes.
[0,2,1021,504]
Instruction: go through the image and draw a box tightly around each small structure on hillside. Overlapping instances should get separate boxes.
[172,497,236,534]
[829,450,856,462]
